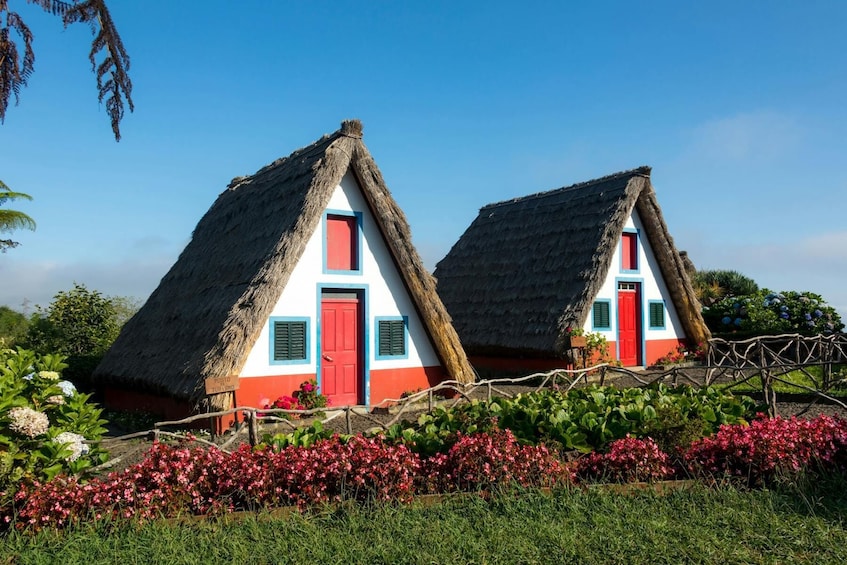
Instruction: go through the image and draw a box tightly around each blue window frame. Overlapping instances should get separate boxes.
[648,301,666,330]
[269,317,310,365]
[375,316,408,359]
[592,300,612,331]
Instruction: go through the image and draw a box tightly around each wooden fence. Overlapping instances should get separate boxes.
[95,334,846,470]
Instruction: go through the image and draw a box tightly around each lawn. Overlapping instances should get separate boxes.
[4,480,847,565]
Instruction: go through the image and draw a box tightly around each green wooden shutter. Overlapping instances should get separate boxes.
[593,302,611,329]
[378,320,406,356]
[274,321,307,361]
[649,302,665,328]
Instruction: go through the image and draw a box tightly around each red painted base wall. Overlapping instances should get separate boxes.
[103,366,450,432]
[471,338,688,375]
[645,338,687,366]
[369,366,446,406]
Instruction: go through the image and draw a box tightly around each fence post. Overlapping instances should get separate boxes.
[759,341,777,417]
[345,407,353,435]
[428,389,434,412]
[247,410,258,447]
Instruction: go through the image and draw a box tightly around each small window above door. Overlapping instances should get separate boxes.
[324,211,362,273]
[621,232,638,272]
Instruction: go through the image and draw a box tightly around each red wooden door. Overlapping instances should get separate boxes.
[320,298,361,406]
[617,282,642,366]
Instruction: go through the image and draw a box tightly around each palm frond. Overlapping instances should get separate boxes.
[0,181,35,251]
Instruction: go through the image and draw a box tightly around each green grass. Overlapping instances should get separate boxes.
[722,366,847,397]
[5,479,847,564]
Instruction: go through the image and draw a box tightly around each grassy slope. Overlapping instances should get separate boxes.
[4,482,847,565]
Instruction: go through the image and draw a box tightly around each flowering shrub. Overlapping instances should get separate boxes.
[265,395,304,411]
[573,436,673,483]
[651,342,708,367]
[683,415,847,485]
[421,428,572,493]
[294,379,328,409]
[0,348,107,491]
[702,290,844,337]
[263,379,329,414]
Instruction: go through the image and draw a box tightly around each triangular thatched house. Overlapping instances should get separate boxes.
[94,120,474,423]
[433,166,709,372]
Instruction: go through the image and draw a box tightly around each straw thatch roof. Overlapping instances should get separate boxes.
[433,167,710,358]
[94,120,475,410]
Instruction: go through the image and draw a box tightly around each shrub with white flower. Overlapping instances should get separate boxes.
[1,348,108,491]
[8,407,50,438]
[57,380,76,397]
[53,432,90,462]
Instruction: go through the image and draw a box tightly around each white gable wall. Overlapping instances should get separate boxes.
[581,208,687,355]
[240,171,441,379]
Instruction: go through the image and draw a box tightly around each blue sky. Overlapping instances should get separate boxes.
[1,1,846,319]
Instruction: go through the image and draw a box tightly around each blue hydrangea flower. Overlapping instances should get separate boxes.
[814,309,823,318]
[772,298,781,305]
[804,313,812,321]
[23,372,35,381]
[734,318,743,326]
[722,316,732,325]
[58,380,76,397]
[780,312,790,319]
[780,305,789,312]
[763,299,771,307]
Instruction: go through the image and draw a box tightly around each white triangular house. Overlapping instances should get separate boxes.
[434,167,710,373]
[94,120,473,426]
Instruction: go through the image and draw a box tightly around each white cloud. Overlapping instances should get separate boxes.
[684,230,847,320]
[688,110,804,163]
[0,253,176,312]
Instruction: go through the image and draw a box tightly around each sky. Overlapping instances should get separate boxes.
[1,0,846,320]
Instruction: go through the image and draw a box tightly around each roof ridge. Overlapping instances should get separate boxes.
[481,166,651,211]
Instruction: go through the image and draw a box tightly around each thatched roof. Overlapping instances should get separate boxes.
[94,120,475,409]
[433,167,710,358]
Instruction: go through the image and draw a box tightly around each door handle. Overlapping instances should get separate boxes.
[323,354,333,362]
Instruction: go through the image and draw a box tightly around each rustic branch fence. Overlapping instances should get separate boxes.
[96,334,846,471]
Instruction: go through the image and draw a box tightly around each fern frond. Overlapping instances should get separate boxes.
[0,11,35,123]
[63,0,133,141]
[25,1,74,17]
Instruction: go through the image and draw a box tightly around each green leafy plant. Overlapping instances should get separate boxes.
[0,348,108,491]
[702,290,844,338]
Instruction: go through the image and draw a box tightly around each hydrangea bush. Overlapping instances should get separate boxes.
[702,290,844,338]
[0,348,108,492]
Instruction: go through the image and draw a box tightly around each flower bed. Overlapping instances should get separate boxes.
[4,414,847,532]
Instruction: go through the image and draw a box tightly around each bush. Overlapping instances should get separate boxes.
[0,348,107,492]
[702,290,844,338]
[573,436,673,483]
[420,428,572,493]
[683,415,847,485]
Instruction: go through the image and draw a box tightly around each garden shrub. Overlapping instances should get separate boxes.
[702,290,844,338]
[683,415,847,485]
[381,385,755,457]
[0,348,107,491]
[420,427,572,493]
[573,436,673,483]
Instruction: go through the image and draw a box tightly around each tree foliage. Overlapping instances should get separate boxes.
[0,180,35,251]
[0,305,29,347]
[25,283,120,357]
[692,269,759,306]
[0,0,133,141]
